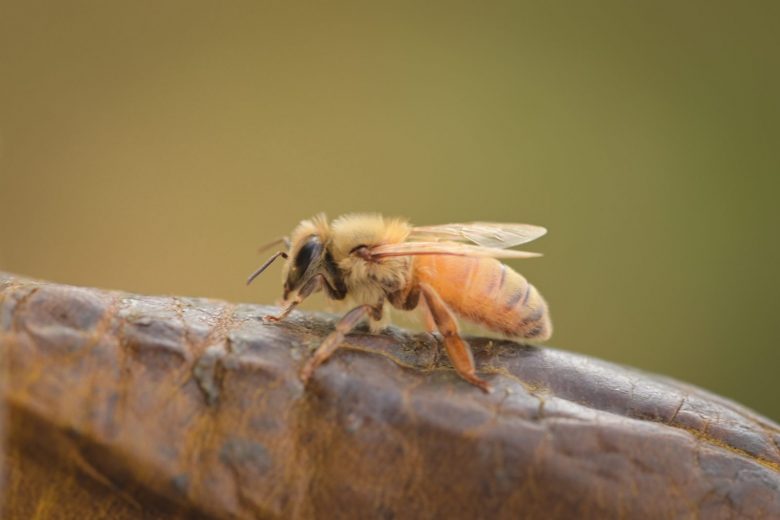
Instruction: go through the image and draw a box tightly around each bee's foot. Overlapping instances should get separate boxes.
[479,382,494,394]
[465,375,493,394]
[299,361,316,385]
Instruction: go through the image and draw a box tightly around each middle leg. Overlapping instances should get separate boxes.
[300,303,383,384]
[417,298,437,334]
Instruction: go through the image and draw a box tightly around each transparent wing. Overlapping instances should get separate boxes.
[409,222,547,249]
[369,241,542,259]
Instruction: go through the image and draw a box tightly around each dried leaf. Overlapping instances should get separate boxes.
[1,273,778,519]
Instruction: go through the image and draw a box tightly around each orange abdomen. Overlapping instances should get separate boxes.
[413,255,552,340]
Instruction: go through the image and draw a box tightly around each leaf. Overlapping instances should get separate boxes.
[1,273,778,519]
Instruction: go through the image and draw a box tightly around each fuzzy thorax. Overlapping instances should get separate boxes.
[329,214,411,259]
[330,214,413,308]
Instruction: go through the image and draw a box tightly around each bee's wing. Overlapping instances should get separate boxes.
[369,241,542,259]
[409,222,547,249]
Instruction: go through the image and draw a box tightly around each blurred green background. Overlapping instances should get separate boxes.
[0,2,778,420]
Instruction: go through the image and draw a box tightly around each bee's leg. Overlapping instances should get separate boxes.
[264,303,298,322]
[388,287,437,363]
[264,274,324,322]
[418,299,437,334]
[419,283,491,393]
[416,299,443,367]
[300,303,383,384]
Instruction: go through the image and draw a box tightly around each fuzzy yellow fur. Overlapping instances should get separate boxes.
[332,214,412,330]
[286,213,413,331]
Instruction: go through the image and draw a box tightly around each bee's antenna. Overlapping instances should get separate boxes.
[257,237,290,254]
[246,251,288,286]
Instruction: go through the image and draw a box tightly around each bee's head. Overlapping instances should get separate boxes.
[283,235,324,299]
[246,214,331,302]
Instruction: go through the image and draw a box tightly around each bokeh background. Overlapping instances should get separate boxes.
[1,2,778,420]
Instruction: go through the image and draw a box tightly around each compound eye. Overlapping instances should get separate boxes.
[292,236,322,276]
[286,236,323,291]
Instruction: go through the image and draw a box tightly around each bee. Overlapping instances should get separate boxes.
[247,213,551,392]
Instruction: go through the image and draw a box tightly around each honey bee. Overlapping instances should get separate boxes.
[247,214,551,392]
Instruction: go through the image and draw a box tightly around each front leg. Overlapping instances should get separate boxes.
[264,274,325,322]
[300,303,383,383]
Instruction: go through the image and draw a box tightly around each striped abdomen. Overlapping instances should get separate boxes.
[413,255,552,340]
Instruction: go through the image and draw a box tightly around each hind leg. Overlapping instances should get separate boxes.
[419,283,491,393]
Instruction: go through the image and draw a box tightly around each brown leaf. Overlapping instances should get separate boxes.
[1,272,778,519]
